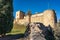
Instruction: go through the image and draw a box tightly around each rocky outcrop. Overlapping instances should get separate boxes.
[24,23,55,40]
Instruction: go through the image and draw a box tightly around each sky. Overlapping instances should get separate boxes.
[13,0,60,20]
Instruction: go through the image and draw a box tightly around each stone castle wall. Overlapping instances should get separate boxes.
[14,10,57,29]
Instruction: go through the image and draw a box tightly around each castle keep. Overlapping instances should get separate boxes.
[14,10,57,29]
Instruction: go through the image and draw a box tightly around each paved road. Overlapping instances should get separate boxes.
[0,34,24,40]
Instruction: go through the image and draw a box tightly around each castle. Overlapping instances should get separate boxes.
[14,10,57,29]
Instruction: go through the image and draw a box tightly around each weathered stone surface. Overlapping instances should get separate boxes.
[24,23,55,40]
[14,10,57,30]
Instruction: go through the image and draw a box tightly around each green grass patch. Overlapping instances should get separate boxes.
[7,24,26,35]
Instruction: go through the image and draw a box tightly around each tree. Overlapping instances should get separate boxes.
[0,0,13,37]
[27,10,31,24]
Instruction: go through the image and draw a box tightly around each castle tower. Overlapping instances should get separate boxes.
[43,10,57,29]
[15,11,25,21]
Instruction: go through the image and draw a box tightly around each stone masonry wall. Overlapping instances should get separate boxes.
[14,10,57,29]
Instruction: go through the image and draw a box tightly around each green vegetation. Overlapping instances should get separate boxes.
[7,24,26,35]
[0,0,13,35]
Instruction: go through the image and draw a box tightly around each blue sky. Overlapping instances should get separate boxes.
[13,0,60,20]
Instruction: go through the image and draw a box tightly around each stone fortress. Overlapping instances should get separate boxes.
[14,10,57,29]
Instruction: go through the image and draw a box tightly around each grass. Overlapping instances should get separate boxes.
[7,24,26,35]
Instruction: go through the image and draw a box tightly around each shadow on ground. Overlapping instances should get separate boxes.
[0,34,24,40]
